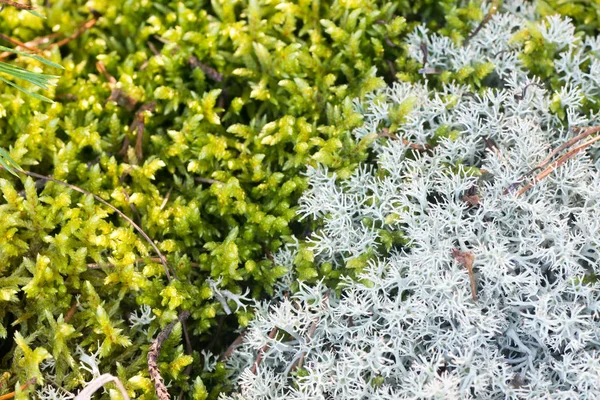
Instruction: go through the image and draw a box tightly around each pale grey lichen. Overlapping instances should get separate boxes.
[222,8,600,400]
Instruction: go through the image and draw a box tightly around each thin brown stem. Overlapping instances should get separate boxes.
[47,13,99,49]
[380,128,431,151]
[64,302,78,323]
[464,0,498,46]
[0,378,36,400]
[220,331,247,362]
[160,187,173,211]
[0,33,40,52]
[0,0,34,10]
[148,312,191,400]
[523,126,600,178]
[251,327,277,374]
[1,166,175,281]
[517,135,600,196]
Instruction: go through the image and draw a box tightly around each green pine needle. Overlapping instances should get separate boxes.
[0,147,20,176]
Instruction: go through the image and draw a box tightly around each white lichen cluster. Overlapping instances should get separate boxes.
[222,8,600,400]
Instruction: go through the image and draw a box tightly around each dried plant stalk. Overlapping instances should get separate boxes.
[74,374,130,400]
[148,312,191,400]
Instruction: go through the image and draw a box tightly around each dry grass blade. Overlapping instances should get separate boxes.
[131,102,156,162]
[523,126,600,178]
[517,134,600,196]
[47,12,100,49]
[74,374,129,400]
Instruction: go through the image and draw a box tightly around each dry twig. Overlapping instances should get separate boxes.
[96,61,139,112]
[48,11,101,49]
[220,331,247,362]
[0,12,100,61]
[74,374,129,400]
[0,0,34,10]
[251,327,278,374]
[148,312,191,400]
[130,102,156,162]
[153,36,223,82]
[64,302,78,323]
[0,33,39,52]
[380,128,431,151]
[194,176,223,185]
[517,135,600,196]
[464,0,499,46]
[0,378,36,400]
[506,126,600,196]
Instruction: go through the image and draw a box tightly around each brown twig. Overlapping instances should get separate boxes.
[420,41,428,67]
[0,33,60,60]
[505,126,600,195]
[97,61,156,162]
[0,378,36,400]
[147,41,161,57]
[464,0,499,47]
[0,165,175,281]
[148,311,191,400]
[64,302,78,323]
[417,41,443,74]
[188,55,224,82]
[220,331,247,362]
[25,32,62,47]
[153,36,223,82]
[0,0,34,10]
[513,82,543,101]
[251,327,277,374]
[461,185,481,207]
[516,135,600,196]
[95,61,116,85]
[130,102,156,162]
[386,59,397,82]
[0,12,101,60]
[482,136,504,163]
[121,189,142,226]
[0,33,39,52]
[451,249,477,301]
[524,126,600,178]
[96,61,139,112]
[47,11,100,49]
[380,128,431,151]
